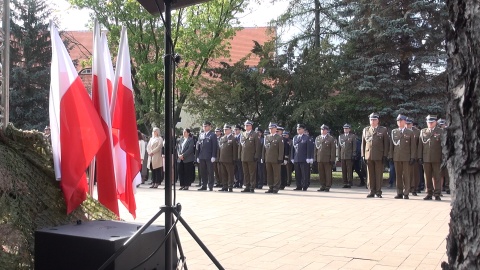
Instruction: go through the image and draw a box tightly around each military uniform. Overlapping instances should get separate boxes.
[218,125,238,191]
[239,120,262,192]
[338,124,357,188]
[418,115,444,199]
[406,118,421,195]
[362,113,389,197]
[196,121,218,191]
[389,115,416,198]
[291,124,314,191]
[315,125,336,191]
[262,123,284,193]
[233,126,244,188]
[214,129,223,187]
[438,119,450,194]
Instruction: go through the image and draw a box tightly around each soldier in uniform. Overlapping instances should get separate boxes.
[388,114,416,199]
[256,128,266,189]
[291,124,314,191]
[214,128,223,188]
[262,123,284,193]
[218,124,238,192]
[362,112,389,198]
[406,117,421,196]
[196,121,218,191]
[281,131,293,187]
[418,115,444,200]
[315,124,336,192]
[338,124,357,188]
[239,120,262,192]
[438,119,450,194]
[233,125,244,188]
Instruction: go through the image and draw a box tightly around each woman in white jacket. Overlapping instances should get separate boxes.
[147,127,164,188]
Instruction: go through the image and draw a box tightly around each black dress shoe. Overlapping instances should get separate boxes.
[376,194,382,198]
[435,196,441,201]
[241,188,250,192]
[324,189,330,192]
[318,187,326,192]
[358,182,365,187]
[265,189,273,193]
[197,187,207,191]
[394,195,403,199]
[342,185,349,188]
[249,188,255,192]
[423,195,432,200]
[412,192,417,196]
[404,195,409,199]
[209,188,213,191]
[302,188,308,191]
[366,194,374,198]
[293,187,302,191]
[446,190,451,194]
[228,188,233,192]
[279,186,285,190]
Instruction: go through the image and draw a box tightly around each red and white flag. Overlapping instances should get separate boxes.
[49,24,106,214]
[102,32,115,106]
[91,22,119,217]
[111,27,140,218]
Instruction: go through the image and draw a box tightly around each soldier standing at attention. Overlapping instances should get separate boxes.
[437,118,450,194]
[406,117,421,196]
[338,124,357,188]
[196,121,218,191]
[315,124,337,192]
[214,128,223,188]
[291,124,314,191]
[218,124,238,192]
[239,120,262,193]
[418,115,444,201]
[362,113,389,198]
[233,125,244,188]
[389,114,416,199]
[262,123,284,193]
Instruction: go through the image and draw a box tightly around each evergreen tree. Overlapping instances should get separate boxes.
[9,0,52,131]
[339,0,448,127]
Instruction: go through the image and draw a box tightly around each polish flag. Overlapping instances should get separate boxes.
[91,22,119,216]
[102,32,115,106]
[49,24,106,214]
[111,27,140,218]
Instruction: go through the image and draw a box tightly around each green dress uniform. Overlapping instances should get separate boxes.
[388,125,416,198]
[239,122,262,192]
[218,131,238,190]
[418,125,444,198]
[338,131,357,187]
[262,132,284,192]
[315,127,337,191]
[362,120,389,197]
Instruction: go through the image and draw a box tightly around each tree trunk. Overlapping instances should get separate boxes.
[443,0,480,269]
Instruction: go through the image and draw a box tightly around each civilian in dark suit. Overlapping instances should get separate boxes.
[177,128,195,190]
[291,124,314,191]
[196,121,218,191]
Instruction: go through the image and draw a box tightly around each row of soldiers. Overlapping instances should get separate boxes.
[194,113,447,199]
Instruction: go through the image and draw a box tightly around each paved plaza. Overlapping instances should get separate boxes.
[119,183,450,270]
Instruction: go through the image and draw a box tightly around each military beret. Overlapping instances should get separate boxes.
[396,114,407,121]
[369,112,379,119]
[426,115,437,123]
[296,124,306,129]
[343,124,351,129]
[223,124,231,130]
[277,126,284,131]
[203,121,212,126]
[406,117,413,124]
[320,124,329,130]
[215,128,221,132]
[268,122,277,128]
[244,120,253,126]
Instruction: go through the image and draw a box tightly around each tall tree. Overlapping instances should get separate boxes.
[443,0,480,269]
[9,0,52,131]
[69,0,246,131]
[339,0,447,126]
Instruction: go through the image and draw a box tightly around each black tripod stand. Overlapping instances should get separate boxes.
[98,0,223,269]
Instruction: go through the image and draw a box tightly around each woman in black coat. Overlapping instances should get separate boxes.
[177,128,195,190]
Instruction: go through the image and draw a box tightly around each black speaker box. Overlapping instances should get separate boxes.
[35,220,177,270]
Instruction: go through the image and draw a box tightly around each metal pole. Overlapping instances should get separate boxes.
[1,0,9,129]
[164,0,173,269]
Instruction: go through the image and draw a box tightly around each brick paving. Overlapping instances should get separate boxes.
[119,183,450,270]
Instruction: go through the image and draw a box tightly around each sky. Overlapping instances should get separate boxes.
[53,0,290,31]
